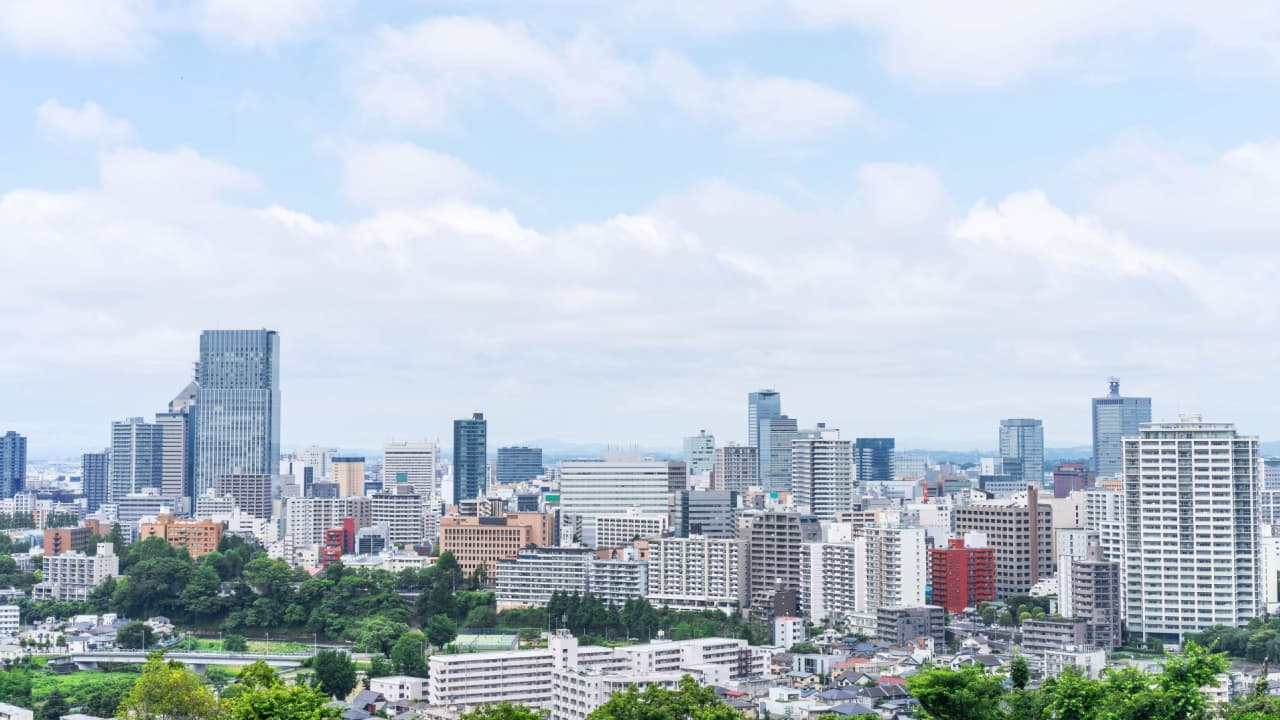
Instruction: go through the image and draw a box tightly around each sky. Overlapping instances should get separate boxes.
[4,0,1280,455]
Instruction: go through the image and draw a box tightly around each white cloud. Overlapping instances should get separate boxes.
[605,0,1280,87]
[349,16,864,140]
[337,141,490,209]
[35,100,136,145]
[190,0,347,48]
[0,0,152,58]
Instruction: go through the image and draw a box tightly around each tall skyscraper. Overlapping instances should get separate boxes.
[682,430,716,475]
[496,446,542,485]
[855,438,895,484]
[81,451,109,511]
[791,426,854,521]
[156,380,197,501]
[999,418,1044,486]
[453,413,487,502]
[747,389,781,448]
[194,329,280,496]
[1091,378,1152,479]
[384,441,439,497]
[1124,416,1261,641]
[761,415,798,492]
[110,418,162,502]
[0,431,26,498]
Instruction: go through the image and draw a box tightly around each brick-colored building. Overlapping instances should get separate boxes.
[928,536,995,613]
[44,527,90,556]
[139,513,224,558]
[439,512,556,575]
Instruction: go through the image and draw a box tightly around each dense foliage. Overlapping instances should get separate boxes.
[1190,617,1280,662]
[540,592,770,645]
[908,642,1232,720]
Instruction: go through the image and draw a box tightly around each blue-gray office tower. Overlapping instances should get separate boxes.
[453,413,488,501]
[855,438,895,484]
[194,330,280,497]
[998,418,1044,486]
[748,389,782,482]
[0,431,27,498]
[1091,378,1152,479]
[82,451,109,511]
[497,446,542,485]
[761,415,799,492]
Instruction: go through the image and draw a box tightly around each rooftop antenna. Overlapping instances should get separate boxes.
[1107,377,1120,397]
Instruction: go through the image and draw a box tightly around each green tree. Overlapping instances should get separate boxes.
[223,634,248,652]
[368,654,394,679]
[117,620,154,649]
[311,649,358,700]
[1155,641,1228,720]
[37,689,69,720]
[0,664,32,707]
[117,653,220,720]
[1043,666,1103,720]
[462,703,547,720]
[980,606,997,626]
[426,613,458,648]
[82,677,133,718]
[355,615,409,656]
[1009,654,1029,690]
[224,661,342,720]
[464,604,498,629]
[587,675,741,720]
[906,665,1006,720]
[391,631,429,677]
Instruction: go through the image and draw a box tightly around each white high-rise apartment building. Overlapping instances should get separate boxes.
[647,536,747,612]
[792,427,854,521]
[559,455,678,547]
[713,444,758,492]
[862,524,927,611]
[1084,489,1125,566]
[371,486,426,546]
[1124,416,1261,640]
[383,441,438,498]
[802,540,866,624]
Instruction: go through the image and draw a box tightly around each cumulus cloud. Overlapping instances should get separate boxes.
[0,0,152,58]
[336,141,491,209]
[348,16,865,140]
[189,0,348,47]
[35,100,136,145]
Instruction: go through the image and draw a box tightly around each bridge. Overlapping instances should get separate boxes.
[63,649,314,672]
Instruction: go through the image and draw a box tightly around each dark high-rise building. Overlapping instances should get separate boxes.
[194,329,280,496]
[0,431,26,498]
[82,451,109,511]
[1091,378,1151,479]
[854,438,895,484]
[496,446,542,485]
[453,413,488,502]
[748,389,781,482]
[672,490,739,538]
[157,380,198,501]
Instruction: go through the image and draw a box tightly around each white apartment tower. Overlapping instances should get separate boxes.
[1123,416,1261,640]
[791,427,854,521]
[862,525,927,611]
[713,444,758,492]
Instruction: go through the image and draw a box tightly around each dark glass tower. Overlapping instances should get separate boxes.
[453,413,488,501]
[0,431,27,498]
[855,437,896,484]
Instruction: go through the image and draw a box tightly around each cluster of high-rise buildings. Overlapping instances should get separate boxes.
[2,335,1276,666]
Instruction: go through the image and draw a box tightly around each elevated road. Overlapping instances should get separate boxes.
[63,649,313,671]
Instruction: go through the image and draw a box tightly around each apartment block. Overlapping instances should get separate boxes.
[43,527,89,556]
[954,486,1052,598]
[595,507,668,549]
[32,544,119,601]
[648,536,747,612]
[138,513,224,557]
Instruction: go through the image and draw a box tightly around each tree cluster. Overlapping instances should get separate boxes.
[1190,617,1280,662]
[539,593,769,645]
[908,642,1245,720]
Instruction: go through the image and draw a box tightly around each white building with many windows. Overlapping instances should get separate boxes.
[647,536,746,612]
[1123,416,1262,640]
[594,507,668,549]
[791,428,854,521]
[32,544,119,601]
[559,456,681,547]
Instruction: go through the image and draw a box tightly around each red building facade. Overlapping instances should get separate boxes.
[929,537,995,613]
